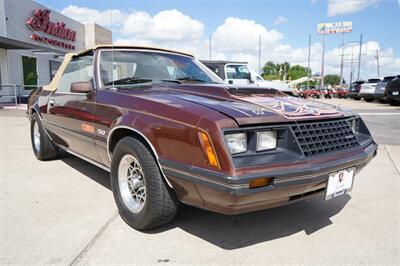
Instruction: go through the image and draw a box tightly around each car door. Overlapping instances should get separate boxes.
[44,54,101,161]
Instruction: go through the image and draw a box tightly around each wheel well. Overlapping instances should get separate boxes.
[108,127,173,188]
[109,128,151,156]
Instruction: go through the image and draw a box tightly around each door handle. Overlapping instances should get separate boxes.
[49,98,55,107]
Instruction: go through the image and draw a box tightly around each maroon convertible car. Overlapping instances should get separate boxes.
[28,45,377,230]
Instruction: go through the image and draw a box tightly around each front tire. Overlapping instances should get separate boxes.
[110,137,178,230]
[30,112,58,160]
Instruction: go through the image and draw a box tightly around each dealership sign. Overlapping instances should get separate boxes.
[27,9,77,50]
[317,21,352,35]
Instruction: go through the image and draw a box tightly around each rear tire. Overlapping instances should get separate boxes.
[389,100,400,106]
[365,98,373,102]
[110,137,179,230]
[30,112,58,160]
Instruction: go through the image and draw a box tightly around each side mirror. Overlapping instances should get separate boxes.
[71,81,92,93]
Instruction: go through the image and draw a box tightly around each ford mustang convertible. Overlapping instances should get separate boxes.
[28,46,377,230]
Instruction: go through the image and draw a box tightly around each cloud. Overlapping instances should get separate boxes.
[327,0,381,16]
[273,16,288,25]
[120,9,204,41]
[212,17,283,53]
[61,5,125,26]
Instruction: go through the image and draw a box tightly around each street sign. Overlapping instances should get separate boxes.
[317,21,352,35]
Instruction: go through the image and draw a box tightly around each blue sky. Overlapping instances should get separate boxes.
[37,0,399,79]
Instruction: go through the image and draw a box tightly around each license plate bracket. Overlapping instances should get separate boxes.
[325,168,355,200]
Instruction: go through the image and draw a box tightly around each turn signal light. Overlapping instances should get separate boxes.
[199,132,220,169]
[249,177,272,189]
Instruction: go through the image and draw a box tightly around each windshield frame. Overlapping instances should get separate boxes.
[96,48,223,88]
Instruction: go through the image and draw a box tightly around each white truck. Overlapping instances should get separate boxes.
[201,60,293,95]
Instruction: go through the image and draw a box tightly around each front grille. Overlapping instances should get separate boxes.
[291,118,360,158]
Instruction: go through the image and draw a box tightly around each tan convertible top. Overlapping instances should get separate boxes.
[43,45,194,91]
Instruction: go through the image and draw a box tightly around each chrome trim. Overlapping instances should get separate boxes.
[58,145,111,172]
[162,166,248,189]
[106,125,173,188]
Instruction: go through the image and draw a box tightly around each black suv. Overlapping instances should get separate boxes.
[385,75,400,106]
[374,76,396,102]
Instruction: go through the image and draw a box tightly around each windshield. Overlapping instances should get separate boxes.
[368,78,381,83]
[99,50,223,86]
[383,76,395,81]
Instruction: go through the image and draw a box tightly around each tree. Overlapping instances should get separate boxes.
[324,74,341,85]
[262,61,276,76]
[262,61,313,81]
[288,65,309,81]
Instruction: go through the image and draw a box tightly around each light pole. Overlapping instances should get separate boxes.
[341,41,360,86]
[375,49,380,77]
[339,33,344,87]
[307,34,311,90]
[258,35,261,74]
[357,33,363,80]
[320,33,326,88]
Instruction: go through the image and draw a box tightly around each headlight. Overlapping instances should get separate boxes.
[225,133,247,154]
[257,131,277,151]
[350,118,360,134]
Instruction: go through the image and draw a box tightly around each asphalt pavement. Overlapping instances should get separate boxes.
[1,99,399,265]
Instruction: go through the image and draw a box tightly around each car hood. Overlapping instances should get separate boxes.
[116,84,353,125]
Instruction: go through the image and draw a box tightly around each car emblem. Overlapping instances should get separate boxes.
[338,172,344,182]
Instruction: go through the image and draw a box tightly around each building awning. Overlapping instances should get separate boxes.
[0,36,68,55]
[0,36,38,49]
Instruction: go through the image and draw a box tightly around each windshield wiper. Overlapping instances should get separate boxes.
[177,77,208,83]
[105,77,153,86]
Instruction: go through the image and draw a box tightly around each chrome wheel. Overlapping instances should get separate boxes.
[118,154,146,213]
[33,120,40,152]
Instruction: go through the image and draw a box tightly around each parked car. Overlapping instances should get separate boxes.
[359,78,382,102]
[27,45,377,230]
[385,75,400,106]
[374,76,396,102]
[321,87,334,99]
[337,88,349,99]
[348,80,365,100]
[201,60,293,95]
[298,87,319,98]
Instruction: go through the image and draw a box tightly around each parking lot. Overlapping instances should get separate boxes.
[1,98,399,265]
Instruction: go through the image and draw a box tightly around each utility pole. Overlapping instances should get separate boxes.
[375,49,380,77]
[307,34,311,90]
[349,45,354,85]
[320,33,326,88]
[339,33,344,87]
[209,35,212,60]
[258,35,261,74]
[357,33,362,80]
[283,64,287,81]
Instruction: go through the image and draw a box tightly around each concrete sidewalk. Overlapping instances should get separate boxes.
[1,110,399,265]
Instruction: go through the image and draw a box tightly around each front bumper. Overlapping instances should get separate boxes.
[162,141,378,214]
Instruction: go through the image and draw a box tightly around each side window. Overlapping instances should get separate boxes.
[225,65,251,79]
[57,55,93,93]
[225,65,236,79]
